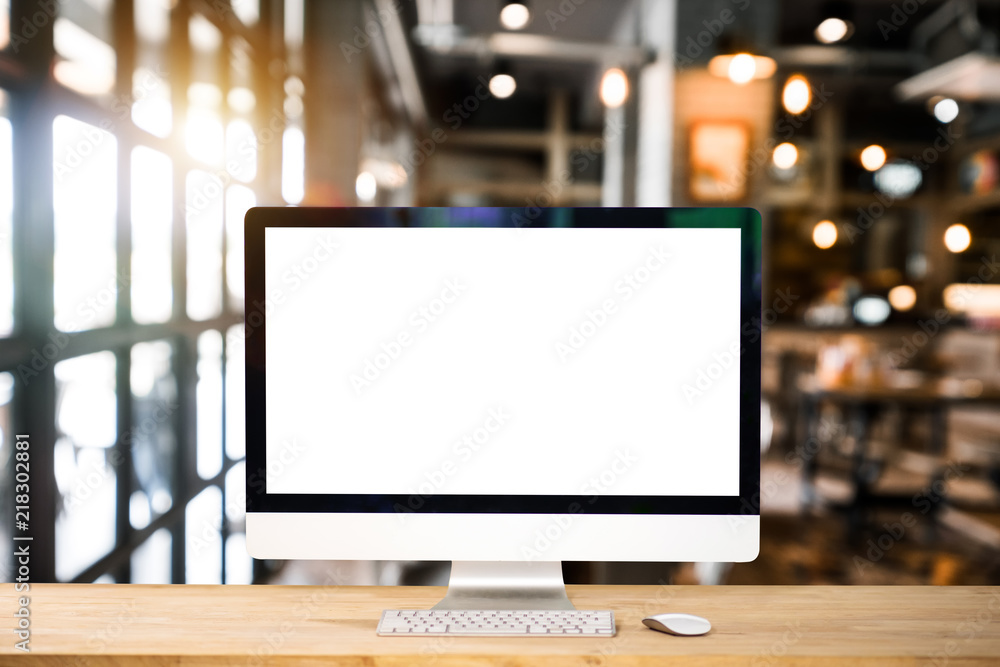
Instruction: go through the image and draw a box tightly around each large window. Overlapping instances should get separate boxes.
[0,88,11,337]
[0,0,301,583]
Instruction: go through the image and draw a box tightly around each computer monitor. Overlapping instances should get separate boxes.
[245,207,760,609]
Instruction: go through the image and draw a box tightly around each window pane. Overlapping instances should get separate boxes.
[131,341,176,525]
[284,0,303,50]
[186,106,223,166]
[134,0,171,137]
[226,120,256,182]
[189,14,221,53]
[225,325,245,460]
[186,170,224,320]
[53,115,117,332]
[186,485,222,584]
[282,127,304,204]
[0,0,8,50]
[187,15,223,165]
[0,373,13,580]
[226,185,255,311]
[0,90,11,336]
[131,146,173,323]
[129,489,150,529]
[53,17,116,98]
[197,330,223,480]
[224,462,250,583]
[225,534,252,584]
[225,461,245,526]
[131,527,171,584]
[232,0,259,26]
[135,0,169,44]
[132,67,172,138]
[54,352,117,581]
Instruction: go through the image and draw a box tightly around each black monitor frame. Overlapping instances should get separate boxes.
[245,207,761,518]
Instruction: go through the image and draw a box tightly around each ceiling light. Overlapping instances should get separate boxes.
[933,98,959,123]
[772,143,798,169]
[499,2,530,30]
[813,220,837,249]
[782,75,811,114]
[815,18,851,44]
[708,54,776,82]
[944,224,971,253]
[888,285,916,311]
[489,73,516,99]
[356,171,377,203]
[728,53,756,85]
[860,145,886,171]
[600,68,628,108]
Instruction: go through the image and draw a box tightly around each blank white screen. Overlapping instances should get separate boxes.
[265,227,741,497]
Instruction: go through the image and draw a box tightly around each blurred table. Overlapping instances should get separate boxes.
[798,376,1000,526]
[3,584,1000,665]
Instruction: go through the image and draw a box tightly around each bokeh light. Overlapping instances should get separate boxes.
[813,220,838,249]
[944,223,971,253]
[782,75,811,114]
[860,144,886,171]
[772,142,798,169]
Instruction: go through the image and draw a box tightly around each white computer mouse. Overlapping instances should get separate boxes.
[642,613,712,636]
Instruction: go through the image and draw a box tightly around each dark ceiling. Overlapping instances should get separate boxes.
[403,0,1000,137]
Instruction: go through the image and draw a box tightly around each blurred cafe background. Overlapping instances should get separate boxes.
[0,0,999,587]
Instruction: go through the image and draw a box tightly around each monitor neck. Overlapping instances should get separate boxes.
[432,561,576,611]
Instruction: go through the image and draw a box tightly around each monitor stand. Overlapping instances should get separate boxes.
[432,561,576,610]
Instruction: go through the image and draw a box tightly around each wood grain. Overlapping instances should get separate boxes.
[2,584,999,665]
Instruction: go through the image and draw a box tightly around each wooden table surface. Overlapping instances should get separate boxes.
[3,584,1000,665]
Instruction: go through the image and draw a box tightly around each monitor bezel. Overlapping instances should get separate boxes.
[245,207,761,518]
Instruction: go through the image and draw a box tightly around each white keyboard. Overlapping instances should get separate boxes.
[377,609,616,636]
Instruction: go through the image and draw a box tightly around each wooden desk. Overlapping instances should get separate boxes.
[3,584,1000,665]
